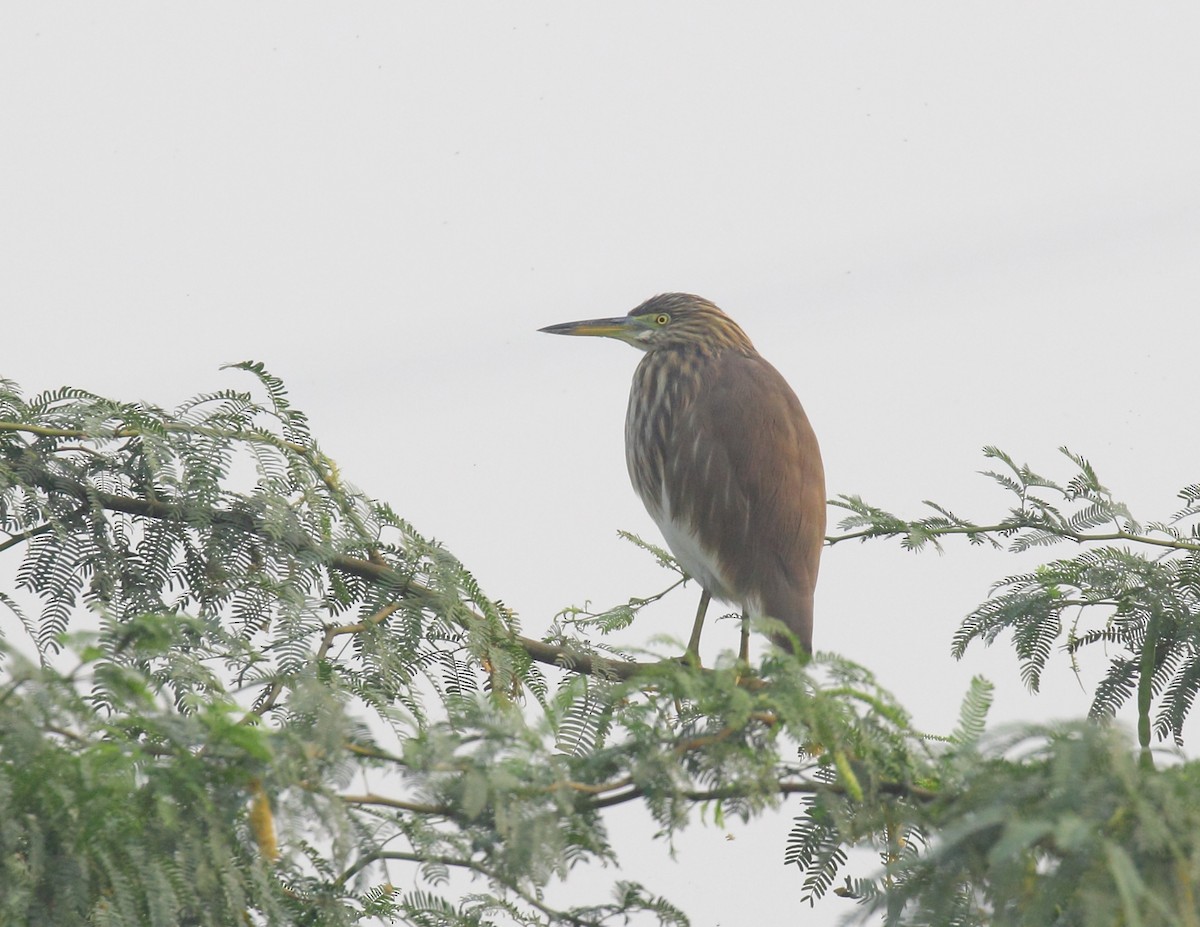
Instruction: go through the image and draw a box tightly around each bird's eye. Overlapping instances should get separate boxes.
[655,314,670,326]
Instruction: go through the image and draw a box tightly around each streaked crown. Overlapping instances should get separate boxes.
[628,293,756,353]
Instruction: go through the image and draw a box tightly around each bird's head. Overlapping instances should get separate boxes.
[540,293,754,354]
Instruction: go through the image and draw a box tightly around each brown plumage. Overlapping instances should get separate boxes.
[541,293,825,656]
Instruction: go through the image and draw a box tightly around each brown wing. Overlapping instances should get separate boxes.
[665,350,825,652]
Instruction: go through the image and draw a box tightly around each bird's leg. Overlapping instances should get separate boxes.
[684,589,712,662]
[738,610,750,663]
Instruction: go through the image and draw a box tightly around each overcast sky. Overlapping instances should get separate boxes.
[4,5,1200,924]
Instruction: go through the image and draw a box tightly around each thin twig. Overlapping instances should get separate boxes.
[316,602,402,662]
[338,850,605,927]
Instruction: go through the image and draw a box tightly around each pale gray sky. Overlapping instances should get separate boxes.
[4,4,1200,924]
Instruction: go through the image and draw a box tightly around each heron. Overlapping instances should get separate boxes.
[540,293,825,660]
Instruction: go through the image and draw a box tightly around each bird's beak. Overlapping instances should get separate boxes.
[538,317,634,339]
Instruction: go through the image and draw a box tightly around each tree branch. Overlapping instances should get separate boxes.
[587,775,935,810]
[338,792,452,815]
[11,460,665,682]
[827,521,1200,553]
[0,523,55,554]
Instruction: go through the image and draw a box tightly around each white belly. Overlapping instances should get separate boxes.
[653,495,762,617]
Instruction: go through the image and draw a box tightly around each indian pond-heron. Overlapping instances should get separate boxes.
[540,293,825,658]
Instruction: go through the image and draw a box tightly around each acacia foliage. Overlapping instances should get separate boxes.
[0,369,1199,925]
[835,446,1200,751]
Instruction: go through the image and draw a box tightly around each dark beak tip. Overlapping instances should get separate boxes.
[539,322,580,336]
